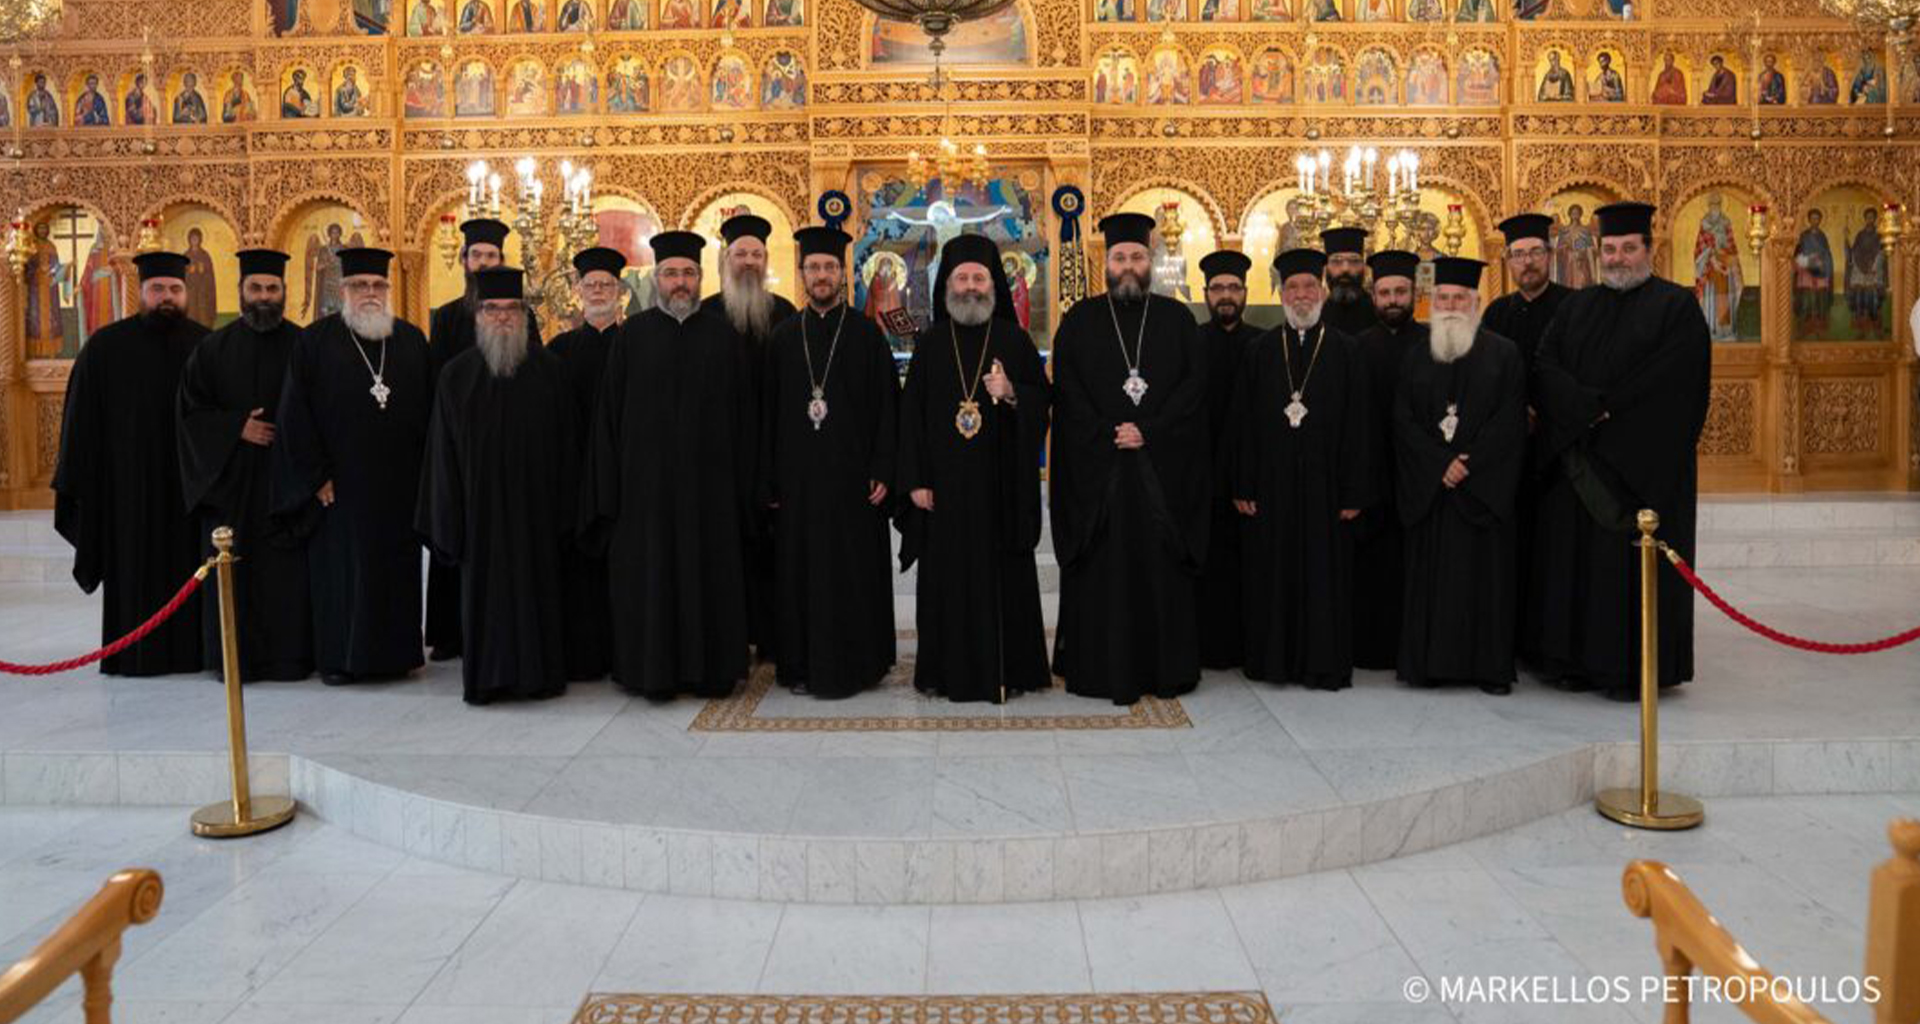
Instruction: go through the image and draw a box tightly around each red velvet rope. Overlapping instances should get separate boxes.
[0,567,208,675]
[1663,547,1920,655]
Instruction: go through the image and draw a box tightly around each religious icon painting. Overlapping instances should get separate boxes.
[121,70,162,126]
[217,69,258,123]
[1093,0,1135,22]
[761,52,806,109]
[279,66,319,118]
[1847,50,1887,103]
[73,71,112,126]
[1542,189,1609,289]
[1302,48,1346,104]
[1250,48,1293,103]
[454,59,496,116]
[660,56,703,112]
[457,0,494,32]
[505,59,548,115]
[605,55,649,112]
[332,64,371,116]
[162,205,240,330]
[1674,189,1760,343]
[556,0,592,30]
[1513,0,1545,18]
[1146,0,1186,21]
[1650,52,1687,104]
[1093,50,1140,104]
[1755,53,1788,105]
[25,71,59,126]
[1146,47,1192,105]
[1196,49,1243,104]
[1307,0,1340,21]
[606,0,646,27]
[1452,0,1493,19]
[353,0,393,32]
[284,203,367,325]
[1405,0,1441,18]
[1197,0,1238,23]
[403,60,448,117]
[1587,51,1626,103]
[407,0,450,33]
[1802,56,1840,104]
[169,70,210,124]
[556,59,598,114]
[1353,49,1397,105]
[506,0,546,29]
[1453,48,1497,104]
[1356,0,1390,21]
[763,0,802,26]
[1792,187,1891,341]
[1904,52,1920,103]
[1700,54,1738,104]
[710,0,748,28]
[24,206,122,358]
[268,0,298,34]
[710,54,752,110]
[0,78,12,129]
[1535,49,1575,102]
[1406,51,1447,105]
[657,0,696,27]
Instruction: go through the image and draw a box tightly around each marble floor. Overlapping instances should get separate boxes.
[4,793,1913,1024]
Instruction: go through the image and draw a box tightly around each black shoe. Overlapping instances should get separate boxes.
[321,672,355,686]
[1479,681,1513,696]
[429,646,462,662]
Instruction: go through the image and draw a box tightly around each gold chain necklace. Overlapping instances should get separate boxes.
[1107,294,1150,406]
[951,317,993,440]
[800,304,846,431]
[1279,323,1324,429]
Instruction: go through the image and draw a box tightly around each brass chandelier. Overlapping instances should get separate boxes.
[845,0,1015,56]
[0,0,60,43]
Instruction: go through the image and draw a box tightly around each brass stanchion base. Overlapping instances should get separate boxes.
[191,796,297,838]
[1595,788,1704,831]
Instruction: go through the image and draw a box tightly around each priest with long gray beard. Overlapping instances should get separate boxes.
[1394,257,1527,696]
[273,247,434,684]
[702,212,797,664]
[419,267,573,704]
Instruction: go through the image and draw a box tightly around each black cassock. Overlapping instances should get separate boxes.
[759,304,898,697]
[1481,281,1571,662]
[585,305,754,698]
[546,319,618,680]
[272,315,433,679]
[424,299,542,658]
[897,316,1051,702]
[1350,319,1426,671]
[176,318,313,681]
[1050,294,1209,704]
[1323,294,1379,337]
[52,314,206,676]
[1395,330,1527,687]
[1196,319,1252,670]
[1530,277,1712,694]
[418,346,573,704]
[1231,323,1371,689]
[703,291,798,662]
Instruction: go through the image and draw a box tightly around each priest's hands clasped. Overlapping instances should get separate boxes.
[911,488,933,511]
[1443,454,1471,489]
[868,480,887,506]
[240,408,276,447]
[316,480,335,507]
[1114,423,1144,449]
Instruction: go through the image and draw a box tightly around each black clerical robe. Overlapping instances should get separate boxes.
[584,305,754,698]
[759,304,898,697]
[418,346,573,704]
[272,314,433,679]
[1481,281,1570,662]
[1396,329,1527,688]
[703,290,798,663]
[546,319,619,681]
[897,315,1051,702]
[1530,277,1712,695]
[53,313,206,676]
[1231,323,1370,689]
[1197,318,1252,670]
[177,318,313,681]
[1323,294,1380,337]
[1351,319,1427,671]
[1050,293,1209,704]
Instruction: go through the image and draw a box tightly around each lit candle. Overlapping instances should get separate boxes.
[488,173,501,212]
[1407,153,1419,192]
[1388,155,1398,194]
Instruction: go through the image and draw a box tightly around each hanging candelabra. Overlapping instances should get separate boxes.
[442,157,596,318]
[1292,147,1420,250]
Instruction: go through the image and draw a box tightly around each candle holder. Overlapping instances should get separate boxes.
[135,216,163,253]
[5,214,31,280]
[437,212,460,271]
[1747,204,1769,257]
[1881,202,1903,256]
[1442,204,1465,256]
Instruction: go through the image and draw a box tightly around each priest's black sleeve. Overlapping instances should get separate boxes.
[579,322,631,557]
[1337,335,1372,514]
[1454,340,1529,526]
[866,335,899,490]
[270,332,328,536]
[175,336,251,517]
[1394,360,1454,529]
[1584,295,1712,510]
[51,338,109,592]
[1529,303,1605,468]
[893,345,929,572]
[417,372,466,564]
[996,332,1050,555]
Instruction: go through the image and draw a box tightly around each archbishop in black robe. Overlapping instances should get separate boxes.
[176,249,312,681]
[1051,213,1209,705]
[897,234,1052,703]
[52,252,206,676]
[418,269,572,704]
[1195,250,1254,671]
[1232,249,1371,690]
[761,229,898,698]
[544,246,627,682]
[1530,202,1712,699]
[1320,227,1380,337]
[1395,259,1528,694]
[272,248,432,681]
[1349,251,1426,672]
[584,230,753,698]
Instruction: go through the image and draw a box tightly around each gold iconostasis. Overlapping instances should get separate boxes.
[0,0,1914,508]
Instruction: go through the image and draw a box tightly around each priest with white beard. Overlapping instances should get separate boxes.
[273,247,434,683]
[419,267,573,704]
[1231,247,1371,690]
[701,212,797,663]
[1393,257,1527,695]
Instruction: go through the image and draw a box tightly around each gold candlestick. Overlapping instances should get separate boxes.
[1442,204,1466,256]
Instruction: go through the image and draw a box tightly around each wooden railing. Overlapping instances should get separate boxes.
[0,869,164,1024]
[1623,818,1920,1024]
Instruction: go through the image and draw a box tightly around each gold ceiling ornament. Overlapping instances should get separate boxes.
[847,0,1015,57]
[0,0,59,44]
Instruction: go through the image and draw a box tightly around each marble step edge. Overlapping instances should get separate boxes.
[3,738,1916,903]
[1692,531,1920,569]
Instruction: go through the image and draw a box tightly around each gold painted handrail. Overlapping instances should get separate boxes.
[0,869,164,1024]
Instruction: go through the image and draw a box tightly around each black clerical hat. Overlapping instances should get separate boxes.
[795,226,851,262]
[1273,248,1327,282]
[133,251,190,282]
[649,230,705,264]
[1432,256,1486,290]
[473,266,524,300]
[572,246,626,280]
[1366,249,1420,283]
[932,232,1016,325]
[236,248,290,280]
[336,247,393,279]
[1198,250,1251,283]
[1594,201,1657,238]
[1496,213,1553,246]
[1098,212,1156,250]
[1320,226,1369,256]
[459,218,511,249]
[719,213,772,245]
[942,232,1001,277]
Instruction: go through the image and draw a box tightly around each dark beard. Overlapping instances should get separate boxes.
[1377,303,1411,328]
[144,305,183,327]
[461,273,482,314]
[1106,270,1149,302]
[1328,277,1366,305]
[1209,303,1241,328]
[241,300,285,332]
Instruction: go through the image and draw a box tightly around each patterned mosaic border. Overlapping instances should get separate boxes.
[688,662,1192,733]
[573,992,1276,1024]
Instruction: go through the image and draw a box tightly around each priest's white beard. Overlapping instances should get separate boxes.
[1602,263,1653,292]
[1283,298,1324,333]
[581,297,622,326]
[342,299,394,340]
[478,317,530,378]
[658,290,698,321]
[947,288,995,326]
[1429,310,1481,364]
[721,266,774,337]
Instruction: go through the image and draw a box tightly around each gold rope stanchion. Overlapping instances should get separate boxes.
[1596,510,1704,831]
[190,527,297,839]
